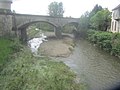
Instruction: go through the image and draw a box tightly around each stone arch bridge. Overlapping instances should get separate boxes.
[0,13,79,41]
[13,14,79,41]
[0,0,79,41]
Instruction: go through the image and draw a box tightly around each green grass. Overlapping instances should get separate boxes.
[27,29,40,39]
[0,47,87,90]
[0,38,14,67]
[0,38,22,69]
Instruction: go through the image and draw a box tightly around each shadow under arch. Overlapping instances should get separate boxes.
[18,20,57,30]
[62,22,79,34]
[17,21,57,42]
[63,22,79,28]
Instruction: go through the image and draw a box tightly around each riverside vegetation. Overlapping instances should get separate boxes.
[0,38,22,70]
[87,30,120,58]
[0,38,87,90]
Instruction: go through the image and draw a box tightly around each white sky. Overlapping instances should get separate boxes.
[11,0,120,18]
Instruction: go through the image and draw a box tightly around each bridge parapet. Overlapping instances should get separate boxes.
[0,12,79,40]
[14,14,79,29]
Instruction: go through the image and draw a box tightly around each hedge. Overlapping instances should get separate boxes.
[87,29,120,57]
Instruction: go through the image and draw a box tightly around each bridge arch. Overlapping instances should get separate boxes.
[17,21,79,41]
[18,20,57,30]
[14,14,79,41]
[17,21,58,42]
[62,22,79,28]
[62,22,79,33]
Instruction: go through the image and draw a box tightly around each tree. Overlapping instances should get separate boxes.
[78,4,103,31]
[78,11,90,30]
[48,2,64,17]
[89,4,103,18]
[90,8,111,31]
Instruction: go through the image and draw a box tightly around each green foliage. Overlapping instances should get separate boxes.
[89,4,103,18]
[87,30,120,57]
[27,22,54,39]
[87,30,99,43]
[78,4,111,39]
[35,22,54,32]
[10,38,23,52]
[0,38,13,66]
[78,12,90,31]
[111,33,120,56]
[97,34,112,52]
[78,4,103,31]
[77,4,106,38]
[0,38,22,69]
[87,30,112,51]
[63,24,75,33]
[90,9,111,31]
[0,48,87,90]
[48,2,64,17]
[27,26,40,39]
[77,11,90,38]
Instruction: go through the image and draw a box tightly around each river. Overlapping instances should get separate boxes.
[28,32,120,90]
[58,39,120,90]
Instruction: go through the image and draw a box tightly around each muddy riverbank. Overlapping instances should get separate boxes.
[38,35,75,57]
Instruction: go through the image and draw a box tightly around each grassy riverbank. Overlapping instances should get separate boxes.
[0,39,86,90]
[87,30,120,58]
[0,38,13,66]
[0,38,21,69]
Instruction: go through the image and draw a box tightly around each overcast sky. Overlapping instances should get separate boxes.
[11,0,120,18]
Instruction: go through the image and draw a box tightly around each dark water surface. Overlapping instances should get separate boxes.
[58,40,120,90]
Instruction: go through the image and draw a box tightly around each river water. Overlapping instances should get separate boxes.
[28,32,120,90]
[58,39,120,90]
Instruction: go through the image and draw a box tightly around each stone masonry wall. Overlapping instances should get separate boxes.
[0,14,13,37]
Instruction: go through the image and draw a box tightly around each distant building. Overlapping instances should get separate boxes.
[111,4,120,33]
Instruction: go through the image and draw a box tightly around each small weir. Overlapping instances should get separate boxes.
[28,33,47,55]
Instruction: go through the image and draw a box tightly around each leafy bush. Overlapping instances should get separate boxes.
[95,32,112,51]
[87,30,120,57]
[87,30,99,43]
[111,33,120,56]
